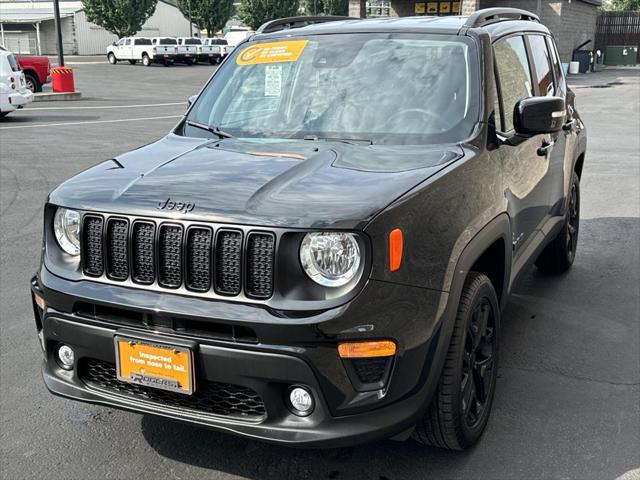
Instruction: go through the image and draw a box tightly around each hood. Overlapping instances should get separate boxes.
[49,134,463,229]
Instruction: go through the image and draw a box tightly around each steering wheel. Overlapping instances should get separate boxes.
[380,108,449,133]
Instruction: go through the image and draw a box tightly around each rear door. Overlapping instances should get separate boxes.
[493,34,550,260]
[121,38,133,59]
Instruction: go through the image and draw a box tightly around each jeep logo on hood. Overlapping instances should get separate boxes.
[157,197,195,214]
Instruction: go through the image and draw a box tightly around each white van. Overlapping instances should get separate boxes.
[223,28,254,51]
[0,47,33,117]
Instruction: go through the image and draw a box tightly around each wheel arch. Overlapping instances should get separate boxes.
[447,213,512,314]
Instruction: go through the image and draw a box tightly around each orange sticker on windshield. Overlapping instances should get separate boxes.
[237,40,308,65]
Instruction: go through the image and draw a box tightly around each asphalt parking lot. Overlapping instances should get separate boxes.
[1,60,639,480]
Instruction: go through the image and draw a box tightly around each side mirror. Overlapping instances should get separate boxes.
[187,94,198,107]
[514,96,566,135]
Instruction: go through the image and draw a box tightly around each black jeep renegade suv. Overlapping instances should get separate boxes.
[32,9,586,450]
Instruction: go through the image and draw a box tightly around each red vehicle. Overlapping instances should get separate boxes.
[16,56,50,92]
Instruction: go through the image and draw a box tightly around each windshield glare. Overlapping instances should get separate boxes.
[188,33,479,145]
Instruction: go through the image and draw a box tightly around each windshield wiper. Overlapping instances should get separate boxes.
[303,135,373,146]
[186,120,233,139]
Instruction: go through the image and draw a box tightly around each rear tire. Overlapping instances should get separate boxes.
[413,272,500,450]
[142,54,151,67]
[24,73,41,92]
[535,171,580,274]
[108,53,117,64]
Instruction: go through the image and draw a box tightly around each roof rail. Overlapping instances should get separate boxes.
[464,8,540,28]
[256,16,359,34]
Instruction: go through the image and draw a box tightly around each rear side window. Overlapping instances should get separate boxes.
[135,38,152,46]
[7,54,20,72]
[528,35,554,96]
[159,38,177,45]
[494,36,533,132]
[185,39,201,45]
[546,36,565,92]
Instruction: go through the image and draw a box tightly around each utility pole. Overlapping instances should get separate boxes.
[188,0,193,36]
[53,0,64,65]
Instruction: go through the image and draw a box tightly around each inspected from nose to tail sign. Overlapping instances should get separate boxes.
[32,10,586,451]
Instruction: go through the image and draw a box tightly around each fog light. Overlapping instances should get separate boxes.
[57,345,74,369]
[289,386,314,416]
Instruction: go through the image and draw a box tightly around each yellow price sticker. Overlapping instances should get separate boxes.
[237,40,308,65]
[426,2,438,13]
[415,2,426,14]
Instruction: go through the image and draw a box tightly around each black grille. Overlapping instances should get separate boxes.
[82,216,104,276]
[80,215,275,300]
[158,224,183,288]
[352,357,389,384]
[215,230,242,295]
[132,222,155,284]
[106,219,129,280]
[80,359,266,420]
[186,227,212,292]
[246,233,275,298]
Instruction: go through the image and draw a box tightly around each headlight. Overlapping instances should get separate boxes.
[53,207,80,256]
[300,232,361,287]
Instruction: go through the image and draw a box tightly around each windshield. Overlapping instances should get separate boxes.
[186,33,479,145]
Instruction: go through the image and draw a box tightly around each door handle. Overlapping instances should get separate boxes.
[537,140,555,156]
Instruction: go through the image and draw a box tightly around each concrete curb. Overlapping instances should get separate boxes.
[33,91,82,102]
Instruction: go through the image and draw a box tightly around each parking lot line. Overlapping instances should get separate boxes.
[0,115,182,130]
[28,102,186,110]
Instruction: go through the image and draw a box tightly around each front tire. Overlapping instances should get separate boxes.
[142,54,151,67]
[108,53,117,64]
[535,171,580,273]
[413,272,500,450]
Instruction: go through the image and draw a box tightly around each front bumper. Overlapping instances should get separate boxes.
[32,267,450,447]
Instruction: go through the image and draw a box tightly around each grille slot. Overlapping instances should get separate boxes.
[80,359,266,420]
[82,215,104,277]
[158,224,183,288]
[215,230,242,295]
[131,222,155,284]
[246,233,275,299]
[352,357,389,384]
[186,227,213,292]
[106,219,129,280]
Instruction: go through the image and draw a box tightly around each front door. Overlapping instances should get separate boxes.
[493,34,552,261]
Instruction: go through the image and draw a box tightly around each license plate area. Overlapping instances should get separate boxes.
[114,336,194,395]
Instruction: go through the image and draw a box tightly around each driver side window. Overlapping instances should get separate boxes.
[493,35,533,133]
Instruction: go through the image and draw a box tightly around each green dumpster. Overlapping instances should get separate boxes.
[604,45,638,66]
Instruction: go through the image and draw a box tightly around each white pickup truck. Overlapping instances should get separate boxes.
[107,37,174,66]
[202,37,229,64]
[175,37,201,65]
[149,37,179,65]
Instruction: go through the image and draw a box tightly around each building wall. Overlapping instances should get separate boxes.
[74,1,193,55]
[347,0,599,61]
[40,16,77,55]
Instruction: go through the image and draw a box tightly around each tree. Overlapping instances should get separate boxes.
[177,0,235,37]
[303,0,348,15]
[238,0,300,30]
[603,0,640,10]
[82,0,158,38]
[322,0,348,15]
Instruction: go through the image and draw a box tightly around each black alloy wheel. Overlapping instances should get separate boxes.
[413,272,500,450]
[535,171,581,273]
[461,298,496,429]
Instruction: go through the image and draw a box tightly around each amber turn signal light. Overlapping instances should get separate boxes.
[34,292,45,310]
[338,340,397,358]
[389,228,403,272]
